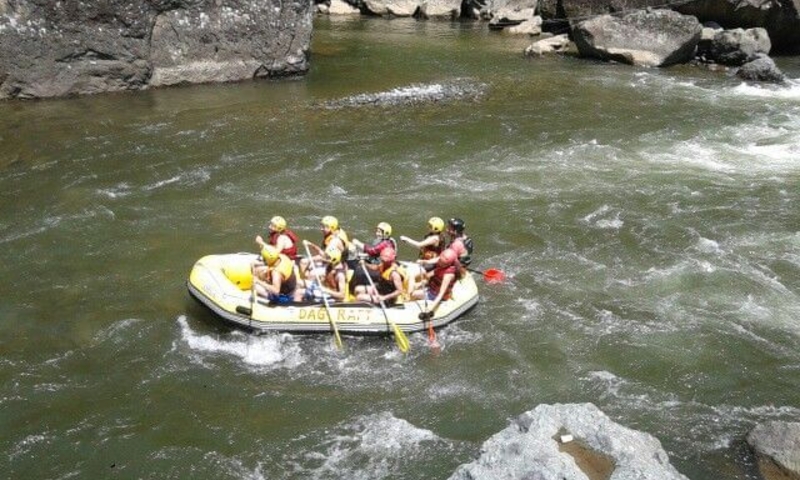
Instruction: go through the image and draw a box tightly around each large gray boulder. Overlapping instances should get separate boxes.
[675,0,800,54]
[571,9,703,67]
[0,0,313,99]
[747,421,800,480]
[449,403,689,480]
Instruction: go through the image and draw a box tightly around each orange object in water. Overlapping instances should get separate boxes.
[484,268,505,283]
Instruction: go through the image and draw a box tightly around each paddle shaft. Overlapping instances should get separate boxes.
[360,261,409,353]
[303,242,343,350]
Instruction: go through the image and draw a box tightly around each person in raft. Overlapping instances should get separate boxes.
[412,248,460,317]
[254,245,298,304]
[445,217,473,267]
[254,215,300,279]
[255,215,299,260]
[320,245,351,302]
[399,216,445,268]
[301,215,353,274]
[350,221,397,292]
[355,247,407,306]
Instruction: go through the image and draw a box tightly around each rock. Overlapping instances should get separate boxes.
[747,421,800,480]
[387,0,422,16]
[328,0,362,15]
[674,0,800,54]
[524,34,571,55]
[571,9,702,67]
[448,403,689,480]
[486,0,538,26]
[417,0,462,19]
[0,0,313,100]
[736,54,786,83]
[507,16,543,35]
[706,28,772,66]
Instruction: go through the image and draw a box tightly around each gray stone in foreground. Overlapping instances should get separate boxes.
[449,403,689,480]
[747,421,800,480]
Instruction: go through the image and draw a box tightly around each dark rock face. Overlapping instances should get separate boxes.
[674,0,800,54]
[0,0,313,99]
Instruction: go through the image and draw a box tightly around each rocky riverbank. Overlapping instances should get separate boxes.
[1,0,798,98]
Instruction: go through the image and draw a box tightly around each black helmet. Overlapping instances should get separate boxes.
[448,217,465,233]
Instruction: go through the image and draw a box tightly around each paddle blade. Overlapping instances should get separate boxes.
[427,322,441,353]
[333,330,344,351]
[392,323,410,353]
[484,268,505,284]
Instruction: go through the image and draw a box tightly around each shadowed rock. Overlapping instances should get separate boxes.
[736,54,786,83]
[0,0,313,99]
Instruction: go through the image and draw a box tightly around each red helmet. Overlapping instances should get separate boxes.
[380,247,396,263]
[438,248,457,266]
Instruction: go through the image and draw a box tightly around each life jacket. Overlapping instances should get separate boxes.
[269,229,299,260]
[448,235,473,267]
[364,238,397,264]
[419,232,444,260]
[378,262,407,292]
[323,229,354,261]
[429,263,457,301]
[268,254,297,295]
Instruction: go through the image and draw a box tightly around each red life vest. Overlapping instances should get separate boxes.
[269,229,299,259]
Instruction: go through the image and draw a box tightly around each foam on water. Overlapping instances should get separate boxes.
[176,316,305,369]
[282,411,444,480]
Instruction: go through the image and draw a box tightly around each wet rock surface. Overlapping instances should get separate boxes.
[0,0,313,99]
[449,403,689,480]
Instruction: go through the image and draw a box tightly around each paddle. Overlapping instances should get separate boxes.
[303,241,344,351]
[417,306,441,353]
[360,261,409,354]
[465,266,506,284]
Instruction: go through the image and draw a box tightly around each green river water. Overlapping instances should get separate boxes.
[1,16,799,480]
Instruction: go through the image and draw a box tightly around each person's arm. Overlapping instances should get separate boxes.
[427,273,454,314]
[255,234,266,248]
[380,271,405,303]
[400,235,438,250]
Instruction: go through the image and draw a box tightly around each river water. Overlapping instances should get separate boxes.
[1,16,799,480]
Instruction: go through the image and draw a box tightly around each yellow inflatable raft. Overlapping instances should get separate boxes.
[187,253,479,335]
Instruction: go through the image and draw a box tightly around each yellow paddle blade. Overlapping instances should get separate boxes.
[393,323,410,353]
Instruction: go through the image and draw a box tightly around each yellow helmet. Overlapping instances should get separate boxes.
[321,215,339,231]
[261,245,280,266]
[325,245,342,266]
[377,222,392,238]
[270,216,287,233]
[428,216,445,233]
